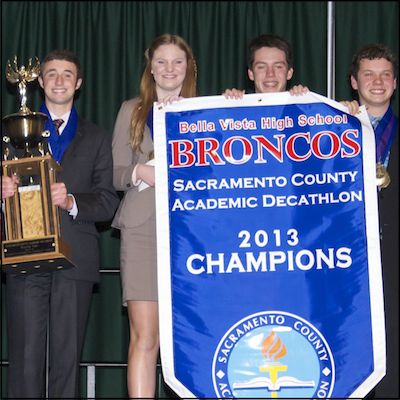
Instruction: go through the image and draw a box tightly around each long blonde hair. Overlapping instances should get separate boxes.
[130,34,197,152]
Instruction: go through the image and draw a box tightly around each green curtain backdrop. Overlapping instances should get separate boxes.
[1,1,398,398]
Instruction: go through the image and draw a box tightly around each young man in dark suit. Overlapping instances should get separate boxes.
[350,43,399,399]
[5,49,120,399]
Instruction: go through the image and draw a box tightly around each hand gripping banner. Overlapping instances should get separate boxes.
[153,92,385,399]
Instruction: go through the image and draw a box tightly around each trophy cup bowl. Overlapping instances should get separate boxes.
[3,111,49,154]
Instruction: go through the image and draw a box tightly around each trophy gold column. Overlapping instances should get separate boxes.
[2,56,75,274]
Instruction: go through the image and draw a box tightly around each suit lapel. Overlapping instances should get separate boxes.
[60,120,85,164]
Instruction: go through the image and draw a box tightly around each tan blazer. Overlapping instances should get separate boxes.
[112,98,155,229]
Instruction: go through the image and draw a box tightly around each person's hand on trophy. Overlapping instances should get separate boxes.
[51,182,74,211]
[1,175,19,200]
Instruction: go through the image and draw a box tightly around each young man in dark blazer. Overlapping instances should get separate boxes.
[5,49,120,399]
[350,43,399,399]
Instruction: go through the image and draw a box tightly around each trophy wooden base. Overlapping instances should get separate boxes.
[2,235,75,274]
[2,155,76,274]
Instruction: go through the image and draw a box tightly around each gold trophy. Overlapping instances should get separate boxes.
[2,56,75,274]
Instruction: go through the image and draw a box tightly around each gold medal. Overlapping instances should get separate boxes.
[376,162,391,189]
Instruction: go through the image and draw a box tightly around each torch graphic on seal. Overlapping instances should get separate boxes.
[259,331,287,398]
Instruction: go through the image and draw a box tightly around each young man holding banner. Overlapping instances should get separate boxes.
[350,43,399,398]
[224,34,309,97]
[224,33,360,111]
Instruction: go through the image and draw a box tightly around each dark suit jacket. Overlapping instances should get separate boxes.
[56,117,120,282]
[375,133,399,397]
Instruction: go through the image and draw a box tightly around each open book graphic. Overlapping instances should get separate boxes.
[233,376,315,391]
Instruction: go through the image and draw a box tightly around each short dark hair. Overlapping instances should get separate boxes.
[41,49,82,80]
[350,43,398,80]
[247,34,293,70]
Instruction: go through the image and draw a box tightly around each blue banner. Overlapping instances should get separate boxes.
[154,92,385,399]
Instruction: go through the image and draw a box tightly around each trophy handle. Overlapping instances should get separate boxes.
[42,130,50,138]
[3,136,10,143]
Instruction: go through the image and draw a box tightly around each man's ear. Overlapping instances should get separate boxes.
[75,78,83,90]
[350,75,358,91]
[38,76,44,89]
[248,68,254,82]
[287,68,294,80]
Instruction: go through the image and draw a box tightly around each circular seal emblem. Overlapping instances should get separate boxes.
[212,311,335,398]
